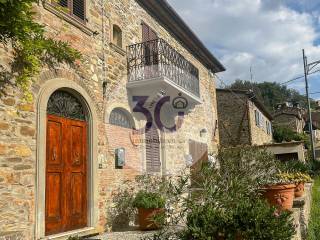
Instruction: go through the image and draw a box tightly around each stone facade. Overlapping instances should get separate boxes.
[216,89,273,147]
[273,104,306,133]
[0,0,222,239]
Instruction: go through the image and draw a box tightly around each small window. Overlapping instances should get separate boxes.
[113,25,122,48]
[109,108,133,129]
[54,0,86,22]
[255,110,259,126]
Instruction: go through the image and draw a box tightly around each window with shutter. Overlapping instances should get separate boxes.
[54,0,86,22]
[73,0,85,21]
[142,23,158,67]
[145,126,161,173]
[255,110,259,126]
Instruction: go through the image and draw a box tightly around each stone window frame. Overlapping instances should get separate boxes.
[109,21,126,56]
[43,0,95,36]
[112,24,123,49]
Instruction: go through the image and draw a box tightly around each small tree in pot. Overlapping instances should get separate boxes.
[133,191,166,230]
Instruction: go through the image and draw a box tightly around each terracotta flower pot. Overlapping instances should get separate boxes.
[137,208,164,231]
[294,182,305,198]
[261,184,295,211]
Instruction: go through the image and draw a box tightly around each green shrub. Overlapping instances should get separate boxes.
[179,198,295,240]
[273,126,304,143]
[282,160,312,174]
[307,176,320,240]
[133,191,165,209]
[67,236,82,240]
[144,147,296,240]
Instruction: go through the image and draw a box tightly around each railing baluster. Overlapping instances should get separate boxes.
[127,38,200,97]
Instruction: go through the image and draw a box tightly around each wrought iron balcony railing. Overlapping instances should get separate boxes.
[127,38,200,97]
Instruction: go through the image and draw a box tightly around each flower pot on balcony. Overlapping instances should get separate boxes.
[294,182,305,198]
[137,208,164,231]
[261,184,295,211]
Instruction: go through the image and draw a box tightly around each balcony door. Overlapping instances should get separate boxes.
[142,23,159,78]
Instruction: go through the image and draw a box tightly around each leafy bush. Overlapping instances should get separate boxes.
[283,160,312,174]
[66,236,82,240]
[133,191,165,209]
[308,176,320,240]
[277,172,312,184]
[0,0,81,100]
[106,174,173,230]
[273,126,304,143]
[307,176,320,240]
[180,198,295,240]
[144,147,296,240]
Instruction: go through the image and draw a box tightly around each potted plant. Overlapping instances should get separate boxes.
[133,190,166,230]
[259,173,296,211]
[279,172,312,198]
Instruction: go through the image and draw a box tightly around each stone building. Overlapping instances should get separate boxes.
[0,0,225,239]
[273,102,306,134]
[216,89,273,147]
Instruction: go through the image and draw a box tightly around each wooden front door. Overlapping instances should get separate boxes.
[45,114,87,235]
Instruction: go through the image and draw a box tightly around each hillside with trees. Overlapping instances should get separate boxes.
[226,80,317,112]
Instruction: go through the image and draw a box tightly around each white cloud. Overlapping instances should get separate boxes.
[167,0,320,93]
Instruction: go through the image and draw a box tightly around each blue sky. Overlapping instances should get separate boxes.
[167,0,320,100]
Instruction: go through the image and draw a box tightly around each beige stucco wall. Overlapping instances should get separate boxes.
[248,102,273,146]
[0,0,220,239]
[263,142,305,162]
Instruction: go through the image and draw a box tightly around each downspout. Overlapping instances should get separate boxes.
[101,0,108,100]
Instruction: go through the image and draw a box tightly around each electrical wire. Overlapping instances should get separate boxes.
[279,69,320,86]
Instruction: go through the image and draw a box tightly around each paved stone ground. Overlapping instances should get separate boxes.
[88,231,156,240]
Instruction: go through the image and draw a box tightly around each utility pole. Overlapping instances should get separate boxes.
[302,49,316,161]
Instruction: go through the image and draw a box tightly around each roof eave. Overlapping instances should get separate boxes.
[136,0,226,73]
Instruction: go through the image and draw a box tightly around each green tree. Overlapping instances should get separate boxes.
[228,79,316,112]
[0,0,81,100]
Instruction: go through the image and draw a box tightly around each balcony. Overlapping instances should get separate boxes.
[126,38,201,104]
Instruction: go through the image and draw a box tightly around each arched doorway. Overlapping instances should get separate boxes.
[45,90,88,235]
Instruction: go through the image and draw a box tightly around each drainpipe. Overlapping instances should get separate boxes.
[101,0,108,100]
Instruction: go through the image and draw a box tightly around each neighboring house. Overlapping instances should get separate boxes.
[273,102,306,134]
[307,112,320,144]
[216,89,273,147]
[0,0,225,239]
